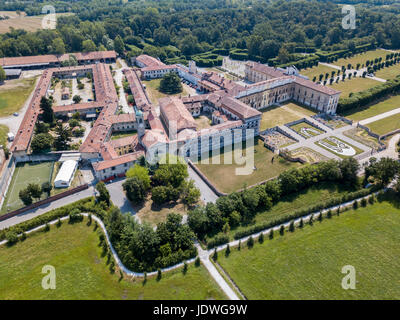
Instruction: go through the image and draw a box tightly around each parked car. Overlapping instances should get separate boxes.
[13,112,19,116]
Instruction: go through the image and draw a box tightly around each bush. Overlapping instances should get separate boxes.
[44,223,50,232]
[289,220,295,232]
[258,233,264,244]
[212,249,218,261]
[361,198,368,207]
[6,230,18,245]
[247,236,254,248]
[353,200,359,210]
[195,257,200,267]
[279,225,285,236]
[368,195,376,204]
[206,234,229,249]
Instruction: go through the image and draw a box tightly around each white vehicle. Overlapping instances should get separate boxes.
[13,112,19,116]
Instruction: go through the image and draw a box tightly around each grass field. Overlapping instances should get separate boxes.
[260,102,316,131]
[210,182,357,241]
[0,124,9,147]
[343,95,400,121]
[0,77,37,117]
[0,11,73,34]
[367,113,400,135]
[218,198,400,299]
[375,64,400,80]
[299,64,338,80]
[0,161,54,214]
[329,77,380,98]
[143,79,188,105]
[195,138,303,194]
[0,219,226,300]
[334,49,391,69]
[110,131,137,140]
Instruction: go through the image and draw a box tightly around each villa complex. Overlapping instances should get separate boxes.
[8,51,341,181]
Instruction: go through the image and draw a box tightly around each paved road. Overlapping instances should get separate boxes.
[105,178,137,215]
[188,165,218,203]
[196,243,240,300]
[359,107,400,125]
[0,186,96,230]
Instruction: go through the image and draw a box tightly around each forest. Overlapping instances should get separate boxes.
[1,0,400,67]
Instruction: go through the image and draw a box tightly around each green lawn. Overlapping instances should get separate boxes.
[329,77,380,98]
[0,77,37,117]
[299,64,338,80]
[195,138,303,194]
[0,161,54,214]
[210,182,357,241]
[110,131,137,140]
[367,113,400,136]
[375,64,400,80]
[143,79,188,105]
[218,197,400,299]
[343,95,400,121]
[260,102,316,131]
[334,49,392,69]
[0,124,9,146]
[0,219,226,300]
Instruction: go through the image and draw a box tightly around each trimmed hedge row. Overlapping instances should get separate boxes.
[206,234,230,249]
[338,78,400,113]
[232,187,377,240]
[0,197,102,241]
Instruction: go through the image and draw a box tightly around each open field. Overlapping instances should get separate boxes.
[218,198,400,299]
[210,182,358,241]
[143,79,188,105]
[0,219,226,300]
[334,49,392,69]
[132,196,199,226]
[0,161,54,214]
[375,64,400,80]
[329,77,380,98]
[367,113,400,136]
[0,77,37,117]
[299,64,337,80]
[195,138,303,194]
[260,102,316,131]
[0,11,73,34]
[343,95,400,121]
[0,124,9,147]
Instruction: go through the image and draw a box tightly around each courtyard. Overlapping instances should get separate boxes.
[194,138,304,194]
[260,102,316,131]
[289,121,324,139]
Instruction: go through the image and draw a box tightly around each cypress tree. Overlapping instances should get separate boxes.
[195,257,200,267]
[247,236,254,248]
[299,218,304,228]
[157,268,162,281]
[269,229,274,239]
[225,244,231,256]
[212,248,218,261]
[279,225,285,236]
[289,220,295,232]
[258,233,264,244]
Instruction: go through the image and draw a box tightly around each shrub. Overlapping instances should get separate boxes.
[6,231,18,245]
[212,249,218,261]
[195,257,201,267]
[299,218,304,228]
[258,233,264,244]
[56,218,62,228]
[327,210,332,219]
[368,195,375,204]
[157,269,162,281]
[225,244,231,256]
[269,229,274,239]
[279,225,285,236]
[183,261,188,274]
[353,200,359,210]
[206,234,229,249]
[247,236,254,248]
[289,220,295,232]
[44,223,50,232]
[20,232,27,241]
[361,198,367,207]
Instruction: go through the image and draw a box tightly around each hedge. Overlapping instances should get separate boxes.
[206,234,230,249]
[0,197,103,241]
[233,187,378,240]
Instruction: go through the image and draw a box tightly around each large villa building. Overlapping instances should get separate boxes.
[6,51,341,181]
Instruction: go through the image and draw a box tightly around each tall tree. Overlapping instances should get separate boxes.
[39,96,54,123]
